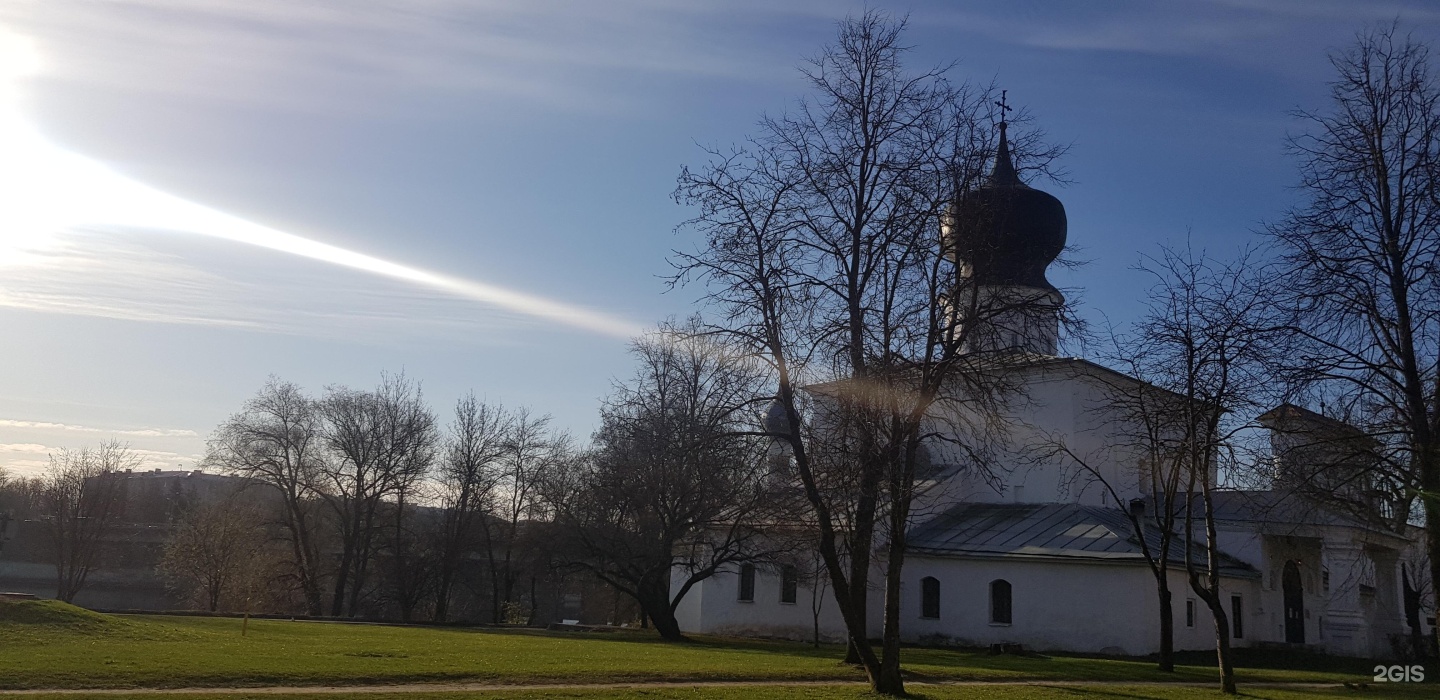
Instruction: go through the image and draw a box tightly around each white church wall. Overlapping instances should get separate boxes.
[677,554,1266,656]
[914,365,1155,519]
[672,563,850,641]
[898,555,1248,656]
[903,556,1270,655]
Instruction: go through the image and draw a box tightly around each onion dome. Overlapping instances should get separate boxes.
[760,398,790,438]
[943,121,1067,290]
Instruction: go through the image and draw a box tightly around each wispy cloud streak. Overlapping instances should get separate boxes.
[1,0,823,114]
[0,418,198,438]
[0,441,199,477]
[0,22,643,340]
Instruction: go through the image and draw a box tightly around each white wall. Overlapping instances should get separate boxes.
[673,564,851,642]
[914,365,1158,518]
[899,555,1254,655]
[679,553,1263,657]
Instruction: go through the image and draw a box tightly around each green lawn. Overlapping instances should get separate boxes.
[0,600,1425,694]
[1,689,1438,700]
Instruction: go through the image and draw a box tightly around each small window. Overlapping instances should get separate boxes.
[921,576,940,619]
[1230,595,1243,639]
[990,579,1012,624]
[738,563,755,602]
[780,565,798,604]
[1185,600,1195,628]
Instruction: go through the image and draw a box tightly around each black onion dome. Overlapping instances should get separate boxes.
[947,122,1067,289]
[761,398,790,438]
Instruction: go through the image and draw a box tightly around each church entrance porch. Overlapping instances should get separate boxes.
[1283,560,1305,644]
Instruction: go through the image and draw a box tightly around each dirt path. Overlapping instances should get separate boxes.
[0,680,1348,695]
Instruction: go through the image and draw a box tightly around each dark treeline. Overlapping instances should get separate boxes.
[0,344,782,630]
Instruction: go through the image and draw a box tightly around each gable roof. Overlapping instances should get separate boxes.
[906,502,1259,579]
[1184,490,1406,542]
[1256,403,1373,441]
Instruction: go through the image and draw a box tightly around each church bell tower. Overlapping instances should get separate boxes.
[940,97,1067,356]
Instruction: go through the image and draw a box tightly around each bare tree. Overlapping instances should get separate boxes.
[37,441,136,602]
[318,373,438,617]
[0,474,41,560]
[672,11,1064,694]
[376,480,438,622]
[806,547,830,648]
[1266,22,1440,655]
[1044,333,1206,672]
[0,466,13,560]
[206,379,327,615]
[1402,545,1435,656]
[159,494,267,612]
[480,408,561,623]
[432,394,510,622]
[1129,245,1278,695]
[545,325,773,641]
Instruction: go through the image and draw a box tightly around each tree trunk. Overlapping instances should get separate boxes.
[649,608,684,641]
[1206,597,1237,695]
[842,463,879,666]
[331,538,353,617]
[433,568,453,623]
[876,544,906,696]
[1157,574,1174,672]
[490,565,502,623]
[640,584,685,641]
[287,514,324,616]
[1426,494,1440,658]
[347,545,370,617]
[527,575,539,626]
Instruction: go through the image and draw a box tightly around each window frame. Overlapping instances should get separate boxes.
[989,579,1012,625]
[920,576,940,619]
[737,563,755,602]
[779,565,798,604]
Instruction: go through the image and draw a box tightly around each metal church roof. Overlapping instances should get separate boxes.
[906,502,1259,579]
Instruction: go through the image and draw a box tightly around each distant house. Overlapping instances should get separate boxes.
[0,469,250,609]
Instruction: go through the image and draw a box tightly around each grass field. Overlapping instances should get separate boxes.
[3,688,1440,700]
[0,599,1431,698]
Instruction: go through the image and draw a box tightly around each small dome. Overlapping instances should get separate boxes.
[761,398,790,437]
[943,122,1067,290]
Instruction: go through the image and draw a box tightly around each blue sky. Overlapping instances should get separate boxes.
[1,0,1437,476]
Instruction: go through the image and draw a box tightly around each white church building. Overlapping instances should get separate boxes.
[673,122,1426,659]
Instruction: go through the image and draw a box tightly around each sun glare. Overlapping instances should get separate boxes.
[0,28,639,339]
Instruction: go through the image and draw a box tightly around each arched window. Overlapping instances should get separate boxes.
[738,563,755,602]
[780,565,798,604]
[990,579,1012,624]
[920,576,940,619]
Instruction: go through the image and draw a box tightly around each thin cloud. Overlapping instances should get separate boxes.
[0,227,558,342]
[0,441,200,477]
[1,0,822,115]
[0,61,642,343]
[0,418,198,438]
[0,442,50,453]
[933,1,1439,65]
